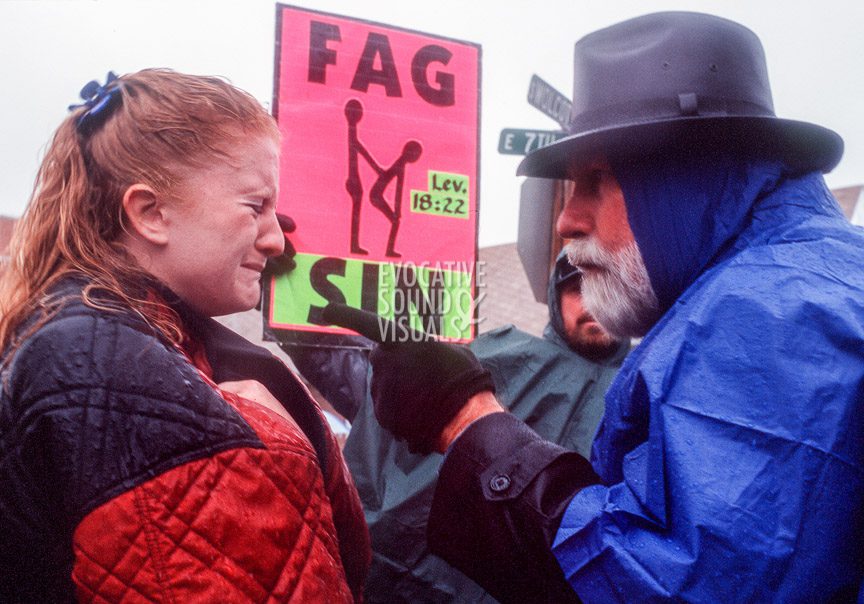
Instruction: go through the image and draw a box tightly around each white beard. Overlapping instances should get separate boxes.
[564,238,661,339]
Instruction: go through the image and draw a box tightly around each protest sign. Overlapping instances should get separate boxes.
[265,5,481,347]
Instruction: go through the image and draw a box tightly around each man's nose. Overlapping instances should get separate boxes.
[556,195,594,240]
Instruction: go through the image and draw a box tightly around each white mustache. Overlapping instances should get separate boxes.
[562,239,660,338]
[564,237,620,273]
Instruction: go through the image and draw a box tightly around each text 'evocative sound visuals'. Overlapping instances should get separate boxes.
[265,5,481,348]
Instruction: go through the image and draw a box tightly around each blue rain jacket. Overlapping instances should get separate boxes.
[553,158,864,602]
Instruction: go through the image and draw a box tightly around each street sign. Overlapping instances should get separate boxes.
[527,74,571,129]
[498,128,566,155]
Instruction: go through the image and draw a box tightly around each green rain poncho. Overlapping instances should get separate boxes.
[313,254,630,602]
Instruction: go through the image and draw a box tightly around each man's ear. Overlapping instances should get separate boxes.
[122,184,169,245]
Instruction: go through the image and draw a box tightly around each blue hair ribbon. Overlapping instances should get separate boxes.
[68,71,122,135]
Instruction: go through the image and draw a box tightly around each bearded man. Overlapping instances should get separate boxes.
[344,11,864,603]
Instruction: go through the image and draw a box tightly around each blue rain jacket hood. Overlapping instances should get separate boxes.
[552,156,864,601]
[612,152,785,312]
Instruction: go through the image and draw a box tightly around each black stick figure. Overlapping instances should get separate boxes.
[346,100,370,255]
[345,99,422,258]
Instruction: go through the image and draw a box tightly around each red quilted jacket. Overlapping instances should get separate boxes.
[0,279,370,603]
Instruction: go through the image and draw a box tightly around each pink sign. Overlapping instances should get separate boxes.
[266,5,481,347]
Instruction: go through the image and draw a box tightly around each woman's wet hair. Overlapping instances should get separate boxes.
[0,68,279,356]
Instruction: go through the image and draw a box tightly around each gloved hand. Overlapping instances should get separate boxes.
[370,340,495,454]
[263,214,297,275]
[321,303,495,455]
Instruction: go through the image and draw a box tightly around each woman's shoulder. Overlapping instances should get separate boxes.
[15,283,163,369]
[5,278,206,422]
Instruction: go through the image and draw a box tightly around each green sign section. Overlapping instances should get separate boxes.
[410,170,470,219]
[378,261,473,339]
[272,253,474,340]
[271,253,367,326]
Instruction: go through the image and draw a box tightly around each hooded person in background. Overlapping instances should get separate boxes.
[288,253,629,602]
[349,12,864,603]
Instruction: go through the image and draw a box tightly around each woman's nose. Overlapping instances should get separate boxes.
[258,210,285,257]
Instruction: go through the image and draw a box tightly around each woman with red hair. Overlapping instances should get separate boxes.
[0,69,368,603]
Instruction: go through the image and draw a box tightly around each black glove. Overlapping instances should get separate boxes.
[263,214,297,275]
[370,339,495,454]
[322,303,495,454]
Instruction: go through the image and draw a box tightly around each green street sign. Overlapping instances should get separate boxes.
[498,128,566,155]
[527,74,572,128]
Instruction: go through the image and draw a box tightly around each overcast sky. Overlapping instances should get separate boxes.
[2,0,862,246]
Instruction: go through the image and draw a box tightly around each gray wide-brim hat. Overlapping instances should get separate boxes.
[518,12,843,179]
